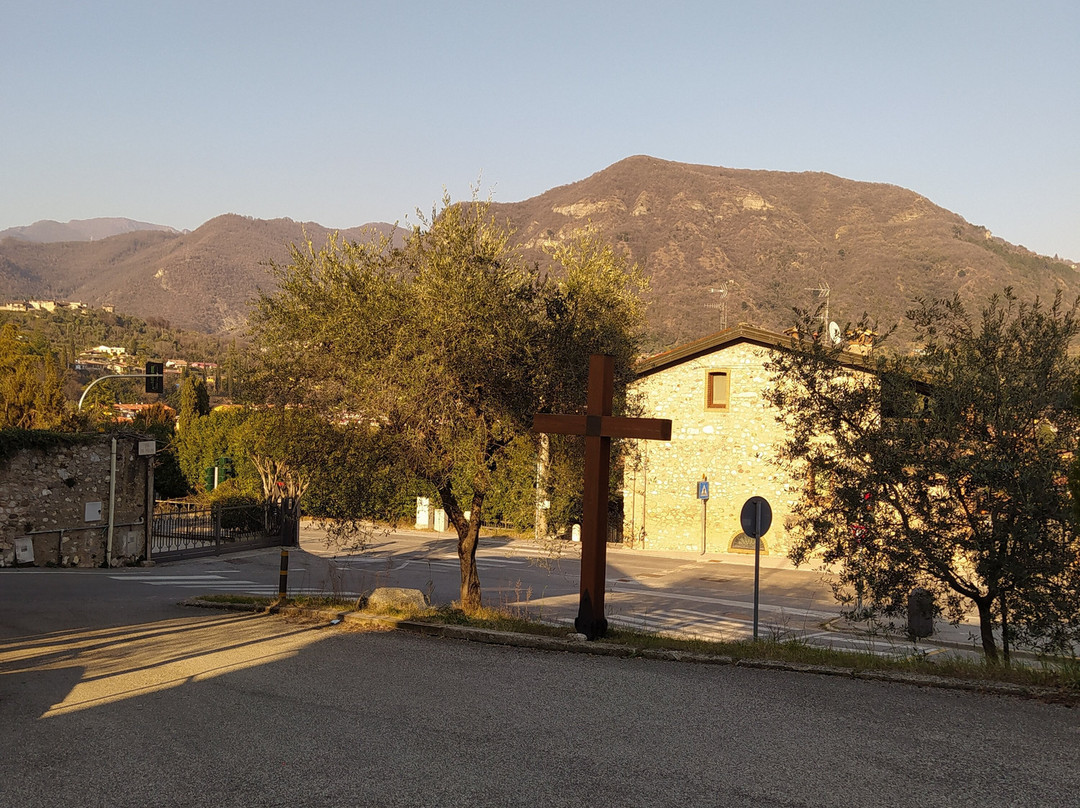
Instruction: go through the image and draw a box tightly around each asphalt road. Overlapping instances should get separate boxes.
[16,525,986,657]
[1,566,1077,808]
[290,527,983,656]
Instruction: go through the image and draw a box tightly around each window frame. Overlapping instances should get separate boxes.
[704,369,731,412]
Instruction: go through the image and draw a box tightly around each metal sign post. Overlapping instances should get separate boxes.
[740,496,773,640]
[697,476,709,555]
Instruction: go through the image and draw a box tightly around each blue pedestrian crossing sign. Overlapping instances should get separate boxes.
[697,479,710,500]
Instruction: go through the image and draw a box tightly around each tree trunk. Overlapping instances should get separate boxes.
[535,433,550,541]
[456,515,482,612]
[438,484,484,613]
[975,597,1000,664]
[1000,591,1011,667]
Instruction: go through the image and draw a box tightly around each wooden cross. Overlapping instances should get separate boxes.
[533,354,672,639]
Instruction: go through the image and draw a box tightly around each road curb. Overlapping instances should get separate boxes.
[390,619,1067,701]
[183,598,1073,704]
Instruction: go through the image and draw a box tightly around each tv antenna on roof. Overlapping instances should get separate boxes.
[707,281,735,331]
[805,280,831,329]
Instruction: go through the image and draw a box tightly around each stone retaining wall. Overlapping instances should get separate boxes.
[0,434,153,567]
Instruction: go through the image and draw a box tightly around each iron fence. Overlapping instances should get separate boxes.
[150,499,296,561]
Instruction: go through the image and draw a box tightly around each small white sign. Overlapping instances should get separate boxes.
[15,536,34,564]
[138,440,156,456]
[85,501,103,522]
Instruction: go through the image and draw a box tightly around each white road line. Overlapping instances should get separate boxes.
[109,574,230,581]
[610,583,835,620]
[136,581,262,588]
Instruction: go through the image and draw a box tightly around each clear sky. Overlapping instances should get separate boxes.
[3,1,1078,259]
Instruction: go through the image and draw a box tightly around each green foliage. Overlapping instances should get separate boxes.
[0,322,74,430]
[203,481,262,508]
[172,402,414,533]
[178,376,211,423]
[476,434,539,531]
[250,193,647,610]
[297,419,421,525]
[0,428,96,465]
[768,290,1080,663]
[0,307,242,370]
[968,234,1079,281]
[128,401,188,499]
[175,406,256,497]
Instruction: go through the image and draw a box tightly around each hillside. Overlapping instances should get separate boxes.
[491,156,1080,349]
[2,157,1077,346]
[0,217,180,243]
[0,216,403,333]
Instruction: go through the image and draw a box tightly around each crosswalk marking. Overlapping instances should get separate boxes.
[610,582,836,620]
[110,574,230,581]
[112,573,364,599]
[326,555,529,572]
[603,603,919,657]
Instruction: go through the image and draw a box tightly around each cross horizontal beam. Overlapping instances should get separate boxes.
[532,413,672,441]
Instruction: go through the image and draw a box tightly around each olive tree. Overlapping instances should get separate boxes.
[767,290,1080,663]
[250,196,645,611]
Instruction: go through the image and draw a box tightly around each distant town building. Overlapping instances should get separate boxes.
[113,402,177,422]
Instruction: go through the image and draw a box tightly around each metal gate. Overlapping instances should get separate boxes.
[150,499,298,561]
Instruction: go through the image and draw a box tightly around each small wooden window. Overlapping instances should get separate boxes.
[706,370,730,411]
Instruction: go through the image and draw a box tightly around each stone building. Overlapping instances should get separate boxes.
[0,433,155,567]
[622,325,868,556]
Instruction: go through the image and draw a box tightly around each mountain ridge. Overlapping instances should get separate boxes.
[491,156,1080,347]
[0,217,181,243]
[2,156,1076,346]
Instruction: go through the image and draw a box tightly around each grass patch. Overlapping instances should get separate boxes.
[194,593,357,611]
[419,607,1080,697]
[413,605,570,638]
[196,594,274,607]
[605,626,1080,696]
[286,594,357,610]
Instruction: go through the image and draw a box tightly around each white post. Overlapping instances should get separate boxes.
[415,497,431,529]
[106,438,117,566]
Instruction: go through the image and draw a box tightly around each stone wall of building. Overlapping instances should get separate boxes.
[623,342,800,555]
[0,434,153,567]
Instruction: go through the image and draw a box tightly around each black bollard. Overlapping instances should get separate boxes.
[278,548,289,600]
[907,588,934,638]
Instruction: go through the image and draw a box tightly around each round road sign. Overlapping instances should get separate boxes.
[740,496,772,539]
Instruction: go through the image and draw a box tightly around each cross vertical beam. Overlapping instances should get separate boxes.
[533,354,672,640]
[579,354,614,639]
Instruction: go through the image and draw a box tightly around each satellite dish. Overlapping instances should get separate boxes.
[828,321,842,345]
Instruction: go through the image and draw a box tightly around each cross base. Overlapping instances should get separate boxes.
[575,592,608,640]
